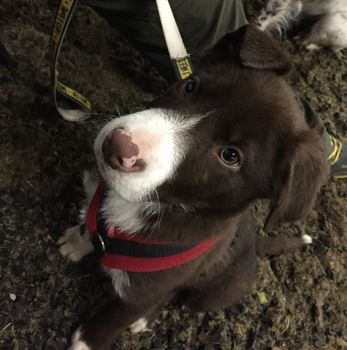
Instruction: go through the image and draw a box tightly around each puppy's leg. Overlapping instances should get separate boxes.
[255,0,302,34]
[58,225,94,262]
[255,234,312,257]
[181,250,257,312]
[128,299,167,334]
[69,296,167,350]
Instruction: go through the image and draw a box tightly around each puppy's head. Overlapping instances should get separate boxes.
[95,25,328,228]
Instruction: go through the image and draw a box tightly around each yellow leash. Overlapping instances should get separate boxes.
[50,0,193,121]
[50,0,92,121]
[155,0,193,80]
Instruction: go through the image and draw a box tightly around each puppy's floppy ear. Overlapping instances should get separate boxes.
[206,24,291,74]
[265,131,328,230]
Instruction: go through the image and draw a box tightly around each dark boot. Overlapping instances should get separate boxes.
[299,98,347,180]
[327,136,347,180]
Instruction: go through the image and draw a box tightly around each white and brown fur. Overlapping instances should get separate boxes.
[256,0,347,51]
[58,25,328,350]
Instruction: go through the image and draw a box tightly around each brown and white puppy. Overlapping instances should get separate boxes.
[256,0,347,51]
[58,25,328,350]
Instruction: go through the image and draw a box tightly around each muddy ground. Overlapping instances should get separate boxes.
[0,0,346,349]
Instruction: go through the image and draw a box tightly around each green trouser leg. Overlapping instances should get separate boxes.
[82,0,345,176]
[82,0,247,82]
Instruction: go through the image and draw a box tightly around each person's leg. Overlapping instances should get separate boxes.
[82,0,248,82]
[82,0,346,179]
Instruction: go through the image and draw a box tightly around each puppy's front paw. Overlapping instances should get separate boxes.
[69,328,91,350]
[58,225,94,262]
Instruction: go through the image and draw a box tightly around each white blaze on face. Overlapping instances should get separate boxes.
[94,108,200,202]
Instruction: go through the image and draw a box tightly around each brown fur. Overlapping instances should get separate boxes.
[73,25,328,349]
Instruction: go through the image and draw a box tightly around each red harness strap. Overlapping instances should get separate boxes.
[86,181,218,272]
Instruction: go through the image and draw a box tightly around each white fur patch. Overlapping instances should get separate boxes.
[94,108,200,203]
[303,12,347,52]
[58,225,94,262]
[101,188,162,234]
[255,0,302,34]
[103,267,130,298]
[129,317,149,334]
[304,42,320,51]
[302,0,347,16]
[256,0,347,51]
[82,168,160,233]
[69,328,90,350]
[302,234,312,245]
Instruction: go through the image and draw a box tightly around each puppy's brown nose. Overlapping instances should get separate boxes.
[102,128,142,172]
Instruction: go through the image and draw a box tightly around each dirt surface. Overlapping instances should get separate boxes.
[0,0,346,349]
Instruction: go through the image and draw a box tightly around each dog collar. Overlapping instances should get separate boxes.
[86,182,218,272]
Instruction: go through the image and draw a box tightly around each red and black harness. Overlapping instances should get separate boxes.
[86,182,219,272]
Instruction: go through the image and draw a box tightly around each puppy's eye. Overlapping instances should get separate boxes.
[220,147,241,167]
[182,77,199,95]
